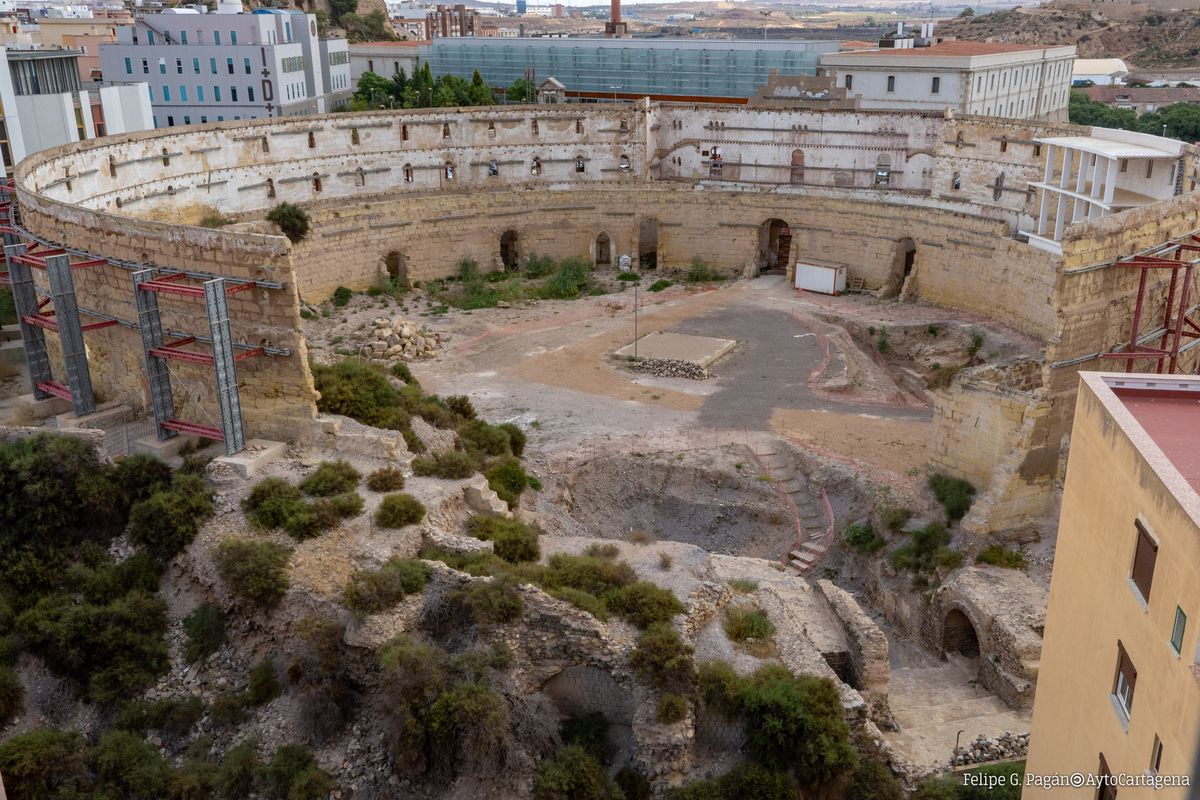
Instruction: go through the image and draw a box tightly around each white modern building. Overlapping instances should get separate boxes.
[819,40,1077,121]
[348,41,420,84]
[98,2,351,127]
[0,47,151,178]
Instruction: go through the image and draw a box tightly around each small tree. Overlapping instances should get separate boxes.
[958,6,975,16]
[508,77,534,103]
[266,203,310,244]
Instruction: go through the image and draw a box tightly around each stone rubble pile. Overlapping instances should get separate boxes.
[952,732,1029,767]
[622,356,709,380]
[358,316,441,361]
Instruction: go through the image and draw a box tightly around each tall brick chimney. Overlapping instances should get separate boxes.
[605,0,627,37]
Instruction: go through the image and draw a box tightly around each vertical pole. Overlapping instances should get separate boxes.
[633,278,638,359]
[45,253,95,417]
[1170,265,1192,375]
[5,241,53,399]
[1128,268,1150,373]
[205,278,245,455]
[133,270,177,441]
[1158,251,1182,372]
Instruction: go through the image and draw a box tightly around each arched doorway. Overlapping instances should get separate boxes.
[638,218,658,270]
[942,609,981,659]
[790,149,805,184]
[500,230,519,270]
[595,233,612,267]
[758,218,792,274]
[384,251,407,286]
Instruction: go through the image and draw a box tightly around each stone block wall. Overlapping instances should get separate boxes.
[816,579,891,722]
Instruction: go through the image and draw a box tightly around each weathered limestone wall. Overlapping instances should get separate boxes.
[816,579,890,721]
[14,178,319,440]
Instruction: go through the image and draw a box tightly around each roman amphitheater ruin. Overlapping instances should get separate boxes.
[4,86,1200,785]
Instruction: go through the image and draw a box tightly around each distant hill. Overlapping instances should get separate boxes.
[936,3,1200,68]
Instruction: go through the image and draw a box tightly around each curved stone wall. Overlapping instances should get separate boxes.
[13,103,1200,530]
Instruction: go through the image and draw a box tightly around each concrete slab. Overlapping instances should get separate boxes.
[133,433,200,460]
[14,392,72,419]
[0,339,24,365]
[614,331,737,368]
[213,438,287,478]
[55,401,131,432]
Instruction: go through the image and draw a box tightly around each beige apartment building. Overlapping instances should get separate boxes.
[1025,372,1200,798]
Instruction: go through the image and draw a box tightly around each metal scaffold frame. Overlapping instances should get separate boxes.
[1102,233,1200,374]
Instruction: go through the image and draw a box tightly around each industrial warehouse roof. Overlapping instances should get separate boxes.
[424,36,837,52]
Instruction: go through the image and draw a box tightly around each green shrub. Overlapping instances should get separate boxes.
[486,457,530,508]
[332,286,353,306]
[844,523,886,554]
[697,660,742,717]
[657,692,688,723]
[616,767,653,800]
[266,203,310,243]
[584,542,620,559]
[94,728,172,799]
[127,473,214,562]
[525,253,557,278]
[309,492,364,530]
[16,588,169,703]
[311,359,403,427]
[411,449,477,479]
[549,586,609,619]
[683,257,724,283]
[959,762,1024,800]
[375,493,426,528]
[214,739,260,800]
[298,460,360,496]
[468,516,541,563]
[630,623,694,694]
[446,395,476,420]
[498,422,527,457]
[539,257,594,299]
[342,558,431,615]
[287,618,357,745]
[847,759,902,800]
[739,666,857,788]
[976,545,1027,569]
[259,744,332,800]
[183,602,226,662]
[928,473,976,522]
[459,420,513,457]
[533,745,621,800]
[911,777,961,800]
[728,578,759,594]
[247,657,281,706]
[390,361,419,386]
[561,711,613,762]
[169,756,217,800]
[723,607,775,643]
[669,762,798,800]
[366,466,406,492]
[543,554,637,596]
[0,727,89,798]
[461,576,523,624]
[213,539,292,607]
[113,453,173,508]
[879,505,912,533]
[890,522,960,574]
[115,696,205,738]
[209,692,246,727]
[617,271,641,281]
[607,582,685,628]
[648,279,672,292]
[242,477,307,530]
[0,664,23,726]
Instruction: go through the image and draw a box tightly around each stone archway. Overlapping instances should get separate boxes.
[542,665,635,765]
[638,218,658,270]
[758,218,791,274]
[595,232,612,267]
[384,250,408,286]
[500,230,519,270]
[942,607,982,658]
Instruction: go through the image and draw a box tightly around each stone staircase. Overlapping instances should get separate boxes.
[751,443,834,575]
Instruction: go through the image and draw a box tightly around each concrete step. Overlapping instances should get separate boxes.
[799,541,826,555]
[0,325,21,342]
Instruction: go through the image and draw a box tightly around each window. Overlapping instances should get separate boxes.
[163,85,171,102]
[354,167,365,187]
[198,85,204,102]
[227,57,235,75]
[167,115,174,126]
[575,156,585,173]
[442,122,450,138]
[444,162,455,180]
[244,57,252,75]
[183,115,191,125]
[147,29,155,45]
[886,75,895,93]
[180,86,187,102]
[531,157,542,176]
[266,177,275,198]
[180,30,187,44]
[192,57,200,74]
[875,155,892,186]
[210,57,217,74]
[230,31,237,45]
[176,58,183,74]
[231,87,238,102]
[1000,137,1008,153]
[312,173,321,192]
[1098,755,1116,800]
[487,159,498,176]
[285,21,292,41]
[931,76,940,94]
[351,127,360,145]
[403,163,413,182]
[307,131,315,148]
[619,154,630,172]
[159,58,166,75]
[1033,144,1041,157]
[576,119,583,134]
[1172,607,1187,655]
[844,74,853,90]
[214,31,221,45]
[124,57,132,75]
[531,119,539,136]
[1146,161,1154,179]
[142,58,149,74]
[951,171,961,191]
[214,86,221,102]
[1120,158,1129,173]
[261,136,269,153]
[1150,736,1164,775]
[1114,641,1137,717]
[1131,520,1158,603]
[401,124,409,141]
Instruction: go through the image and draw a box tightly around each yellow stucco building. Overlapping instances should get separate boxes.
[1025,372,1200,798]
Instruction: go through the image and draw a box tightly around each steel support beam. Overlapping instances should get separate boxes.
[205,278,245,455]
[133,269,177,441]
[5,241,53,399]
[45,253,95,416]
